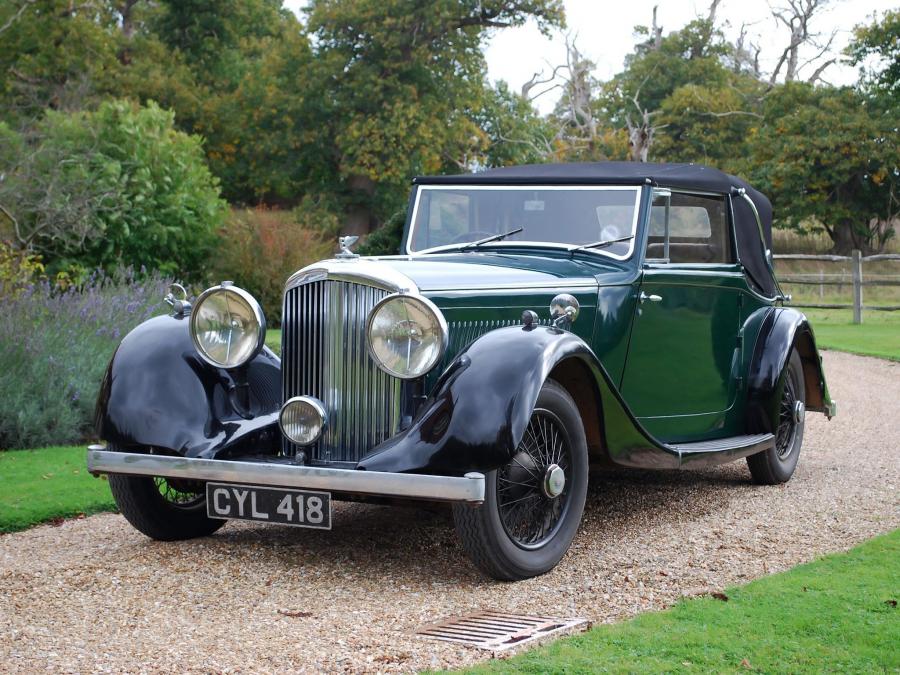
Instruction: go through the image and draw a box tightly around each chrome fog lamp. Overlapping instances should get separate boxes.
[366,294,448,379]
[190,282,266,369]
[280,396,326,446]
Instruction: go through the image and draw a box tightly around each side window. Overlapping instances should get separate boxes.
[647,190,733,264]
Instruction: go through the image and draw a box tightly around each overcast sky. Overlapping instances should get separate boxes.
[286,1,896,113]
[485,0,896,112]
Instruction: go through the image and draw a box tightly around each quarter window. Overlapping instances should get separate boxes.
[647,191,733,264]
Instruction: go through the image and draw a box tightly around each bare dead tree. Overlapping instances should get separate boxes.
[648,5,663,51]
[520,65,565,101]
[768,0,837,85]
[624,87,668,163]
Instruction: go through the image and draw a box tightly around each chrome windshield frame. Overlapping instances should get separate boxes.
[405,184,643,261]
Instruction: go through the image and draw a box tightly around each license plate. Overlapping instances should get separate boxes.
[206,482,332,530]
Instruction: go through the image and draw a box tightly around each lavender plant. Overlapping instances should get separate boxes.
[0,269,171,449]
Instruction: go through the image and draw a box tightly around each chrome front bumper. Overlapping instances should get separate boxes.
[87,446,485,504]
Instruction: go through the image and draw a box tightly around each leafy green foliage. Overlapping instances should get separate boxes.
[846,10,900,107]
[0,446,116,532]
[356,209,407,256]
[0,269,170,449]
[1,100,226,277]
[747,84,898,253]
[464,529,900,674]
[304,0,564,233]
[210,205,334,324]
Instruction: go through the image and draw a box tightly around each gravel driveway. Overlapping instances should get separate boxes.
[2,351,898,673]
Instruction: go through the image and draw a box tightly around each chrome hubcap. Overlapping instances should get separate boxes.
[542,464,566,498]
[794,400,805,424]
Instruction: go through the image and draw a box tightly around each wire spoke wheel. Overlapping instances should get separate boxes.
[775,367,799,459]
[496,410,572,549]
[152,476,205,508]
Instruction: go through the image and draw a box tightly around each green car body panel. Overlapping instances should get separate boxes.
[358,179,835,472]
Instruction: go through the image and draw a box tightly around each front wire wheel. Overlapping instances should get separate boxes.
[108,446,225,541]
[453,380,589,580]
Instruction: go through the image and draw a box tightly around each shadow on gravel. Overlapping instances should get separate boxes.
[128,463,755,585]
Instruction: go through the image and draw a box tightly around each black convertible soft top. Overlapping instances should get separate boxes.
[415,161,778,296]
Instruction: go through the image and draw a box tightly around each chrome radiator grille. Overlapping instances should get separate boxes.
[282,280,401,464]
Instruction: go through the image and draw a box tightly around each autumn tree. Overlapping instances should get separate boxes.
[303,0,564,235]
[747,84,898,254]
[846,9,900,108]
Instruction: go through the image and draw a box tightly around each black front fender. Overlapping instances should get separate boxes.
[95,313,282,458]
[358,325,678,475]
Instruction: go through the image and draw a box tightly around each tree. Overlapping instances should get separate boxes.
[0,100,226,276]
[304,0,564,235]
[747,84,898,254]
[846,10,900,108]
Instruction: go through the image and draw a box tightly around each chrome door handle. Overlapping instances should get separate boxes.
[639,292,662,303]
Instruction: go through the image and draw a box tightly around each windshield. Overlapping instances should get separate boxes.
[407,185,642,259]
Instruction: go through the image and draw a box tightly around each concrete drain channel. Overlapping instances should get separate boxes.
[417,611,590,654]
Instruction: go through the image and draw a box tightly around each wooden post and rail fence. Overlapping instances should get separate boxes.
[773,251,900,324]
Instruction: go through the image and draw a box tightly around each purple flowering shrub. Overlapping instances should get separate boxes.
[0,269,171,449]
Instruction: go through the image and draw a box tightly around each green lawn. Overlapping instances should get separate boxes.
[803,309,900,362]
[0,446,115,533]
[463,529,900,674]
[266,328,281,355]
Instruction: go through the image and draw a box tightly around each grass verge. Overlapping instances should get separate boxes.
[463,529,899,674]
[265,328,281,355]
[0,446,115,533]
[802,309,900,362]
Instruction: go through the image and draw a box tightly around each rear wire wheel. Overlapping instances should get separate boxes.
[108,446,225,541]
[453,380,588,580]
[747,349,806,484]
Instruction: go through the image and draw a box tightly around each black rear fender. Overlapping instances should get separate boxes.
[746,307,834,434]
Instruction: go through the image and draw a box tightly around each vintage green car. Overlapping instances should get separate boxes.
[88,162,835,580]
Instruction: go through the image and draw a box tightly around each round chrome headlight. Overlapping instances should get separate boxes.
[366,294,447,379]
[190,283,265,369]
[280,396,326,446]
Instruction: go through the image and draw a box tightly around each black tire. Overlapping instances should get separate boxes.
[747,349,806,485]
[108,451,225,541]
[452,380,589,581]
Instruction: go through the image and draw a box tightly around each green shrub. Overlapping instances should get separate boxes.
[356,210,406,256]
[0,100,227,279]
[0,269,170,449]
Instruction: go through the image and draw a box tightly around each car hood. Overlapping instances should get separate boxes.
[369,251,633,291]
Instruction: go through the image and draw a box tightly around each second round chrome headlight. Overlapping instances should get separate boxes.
[190,283,265,369]
[366,294,447,379]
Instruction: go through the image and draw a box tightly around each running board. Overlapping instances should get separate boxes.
[671,433,775,468]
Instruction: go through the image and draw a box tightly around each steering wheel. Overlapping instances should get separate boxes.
[451,230,496,244]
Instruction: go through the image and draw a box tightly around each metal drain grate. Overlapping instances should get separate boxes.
[416,611,589,653]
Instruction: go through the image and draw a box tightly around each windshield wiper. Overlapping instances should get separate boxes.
[419,226,525,254]
[460,226,524,250]
[569,234,634,255]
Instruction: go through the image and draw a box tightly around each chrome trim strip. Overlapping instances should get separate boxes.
[405,185,642,261]
[285,259,419,294]
[736,189,786,300]
[87,448,485,503]
[419,279,599,292]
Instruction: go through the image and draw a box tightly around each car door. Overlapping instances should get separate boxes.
[620,189,743,442]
